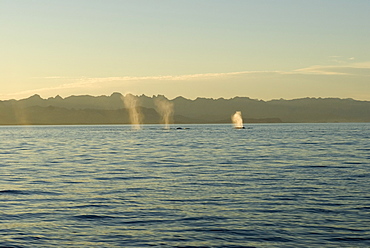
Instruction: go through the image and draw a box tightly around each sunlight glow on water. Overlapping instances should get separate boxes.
[0,123,369,247]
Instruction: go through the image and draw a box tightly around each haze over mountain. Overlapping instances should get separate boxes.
[0,93,369,125]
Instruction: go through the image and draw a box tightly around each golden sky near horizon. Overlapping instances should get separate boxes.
[1,0,370,100]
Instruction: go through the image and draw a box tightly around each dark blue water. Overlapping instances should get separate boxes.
[0,123,369,247]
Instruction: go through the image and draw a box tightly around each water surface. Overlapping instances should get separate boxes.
[0,123,369,247]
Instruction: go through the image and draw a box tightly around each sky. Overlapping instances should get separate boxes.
[1,0,370,101]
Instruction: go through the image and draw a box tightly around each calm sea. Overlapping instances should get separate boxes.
[0,123,369,247]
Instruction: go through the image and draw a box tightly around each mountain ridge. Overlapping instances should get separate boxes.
[0,93,369,125]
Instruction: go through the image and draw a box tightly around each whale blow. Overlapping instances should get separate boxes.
[232,111,244,129]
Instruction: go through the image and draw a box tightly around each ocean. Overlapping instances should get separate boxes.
[0,123,369,247]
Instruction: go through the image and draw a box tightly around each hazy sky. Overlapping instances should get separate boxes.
[1,0,370,100]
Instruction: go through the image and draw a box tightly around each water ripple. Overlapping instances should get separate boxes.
[0,123,369,247]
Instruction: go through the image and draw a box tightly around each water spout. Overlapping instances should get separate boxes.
[122,94,142,130]
[154,97,174,129]
[232,111,244,129]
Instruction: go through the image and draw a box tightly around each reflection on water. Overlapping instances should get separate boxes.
[0,123,369,247]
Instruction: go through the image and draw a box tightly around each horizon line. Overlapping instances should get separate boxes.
[0,92,366,103]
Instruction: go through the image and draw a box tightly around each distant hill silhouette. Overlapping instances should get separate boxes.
[0,93,369,125]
